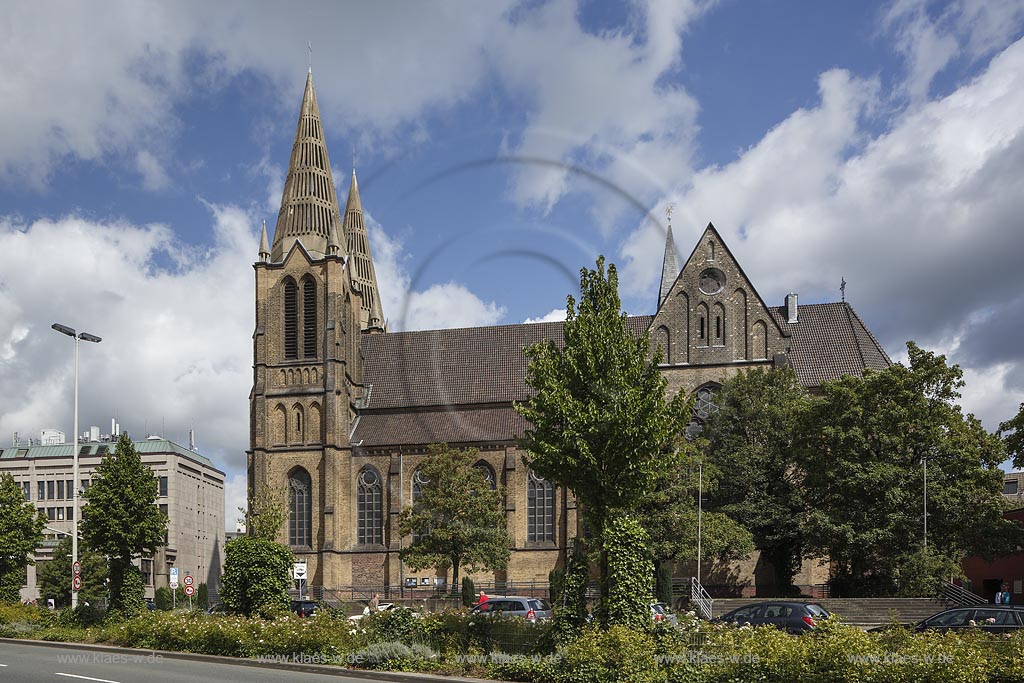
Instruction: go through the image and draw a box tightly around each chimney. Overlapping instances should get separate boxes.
[785,293,799,323]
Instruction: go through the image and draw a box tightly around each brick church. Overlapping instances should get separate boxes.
[247,71,891,592]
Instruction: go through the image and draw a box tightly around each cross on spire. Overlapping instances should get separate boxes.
[841,277,847,302]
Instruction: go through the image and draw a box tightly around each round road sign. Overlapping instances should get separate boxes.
[184,585,195,597]
[72,575,82,591]
[72,561,81,575]
[183,575,194,587]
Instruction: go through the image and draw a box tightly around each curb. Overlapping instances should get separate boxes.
[0,637,490,683]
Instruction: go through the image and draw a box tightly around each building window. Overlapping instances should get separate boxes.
[141,559,153,587]
[411,469,429,542]
[159,504,168,516]
[66,507,73,521]
[284,279,298,360]
[303,276,317,359]
[357,468,382,545]
[289,468,312,547]
[57,480,65,500]
[66,479,73,498]
[1005,480,1019,495]
[81,479,90,492]
[159,476,168,497]
[38,481,45,501]
[474,461,496,490]
[56,506,65,521]
[47,507,56,521]
[47,481,55,500]
[694,384,720,420]
[527,470,554,543]
[22,482,30,501]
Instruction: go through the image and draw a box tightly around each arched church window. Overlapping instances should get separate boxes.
[687,383,721,440]
[411,469,429,542]
[527,470,554,543]
[474,461,496,490]
[284,280,298,360]
[302,276,317,359]
[288,468,312,547]
[357,468,383,545]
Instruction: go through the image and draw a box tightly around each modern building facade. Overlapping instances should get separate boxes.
[249,71,892,593]
[1,436,225,602]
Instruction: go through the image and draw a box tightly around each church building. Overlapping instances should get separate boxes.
[247,72,891,593]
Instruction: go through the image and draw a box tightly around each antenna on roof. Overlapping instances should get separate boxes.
[840,277,847,302]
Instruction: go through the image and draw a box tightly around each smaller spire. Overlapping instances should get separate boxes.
[327,217,341,257]
[658,212,678,307]
[258,219,270,263]
[345,167,363,215]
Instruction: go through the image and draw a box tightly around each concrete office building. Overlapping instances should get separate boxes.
[1,435,226,602]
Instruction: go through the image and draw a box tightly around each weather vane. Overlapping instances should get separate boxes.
[841,276,847,302]
[665,202,675,226]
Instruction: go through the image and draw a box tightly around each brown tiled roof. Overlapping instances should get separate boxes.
[773,302,891,386]
[359,316,653,410]
[353,302,890,446]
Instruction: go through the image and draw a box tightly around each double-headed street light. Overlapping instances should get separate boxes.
[52,323,101,609]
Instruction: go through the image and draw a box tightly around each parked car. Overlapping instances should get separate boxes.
[913,605,1024,634]
[349,602,419,623]
[651,602,678,626]
[205,602,228,615]
[290,599,320,617]
[713,601,830,634]
[469,595,553,622]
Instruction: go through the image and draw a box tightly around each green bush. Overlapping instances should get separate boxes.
[349,641,437,671]
[462,577,476,607]
[552,625,662,683]
[154,586,172,611]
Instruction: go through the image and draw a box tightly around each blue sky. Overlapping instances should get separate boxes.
[2,0,1023,527]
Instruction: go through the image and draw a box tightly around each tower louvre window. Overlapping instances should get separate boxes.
[303,277,317,358]
[284,280,298,360]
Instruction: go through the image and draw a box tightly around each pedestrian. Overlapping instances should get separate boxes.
[477,590,488,605]
[369,592,380,611]
[996,583,1012,605]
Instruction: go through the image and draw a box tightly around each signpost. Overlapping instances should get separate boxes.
[170,567,178,609]
[72,561,81,594]
[293,562,307,599]
[184,574,194,609]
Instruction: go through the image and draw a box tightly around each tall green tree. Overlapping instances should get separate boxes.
[220,484,293,617]
[80,433,167,616]
[36,535,107,607]
[0,473,45,602]
[637,447,753,578]
[399,444,511,589]
[701,366,811,591]
[802,342,1019,595]
[515,257,686,623]
[999,402,1024,469]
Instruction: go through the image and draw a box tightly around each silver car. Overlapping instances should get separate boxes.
[469,595,553,621]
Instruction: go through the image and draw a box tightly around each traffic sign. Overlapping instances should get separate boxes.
[169,567,179,589]
[72,561,81,575]
[293,562,307,580]
[72,575,82,591]
[183,575,194,587]
[184,585,195,597]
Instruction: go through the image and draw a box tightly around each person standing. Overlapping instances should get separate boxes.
[369,592,380,611]
[995,583,1012,604]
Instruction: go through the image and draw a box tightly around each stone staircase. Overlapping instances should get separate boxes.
[710,597,952,629]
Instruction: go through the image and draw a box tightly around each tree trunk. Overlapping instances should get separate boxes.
[451,557,460,594]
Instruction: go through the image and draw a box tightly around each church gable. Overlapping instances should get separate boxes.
[649,222,787,366]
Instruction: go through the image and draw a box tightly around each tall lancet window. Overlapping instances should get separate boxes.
[527,470,554,543]
[284,280,298,360]
[302,276,317,359]
[357,468,383,545]
[288,468,312,547]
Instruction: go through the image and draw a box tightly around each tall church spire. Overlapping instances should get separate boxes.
[343,168,385,331]
[658,224,678,307]
[258,219,270,263]
[269,71,346,262]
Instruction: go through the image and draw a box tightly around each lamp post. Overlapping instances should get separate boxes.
[697,460,703,589]
[52,323,102,609]
[923,455,928,550]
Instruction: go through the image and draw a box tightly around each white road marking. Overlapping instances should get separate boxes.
[55,674,120,683]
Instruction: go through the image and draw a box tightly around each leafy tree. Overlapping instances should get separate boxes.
[637,447,753,579]
[220,484,293,617]
[36,535,107,608]
[80,433,167,616]
[0,473,45,602]
[398,444,511,589]
[999,402,1024,469]
[219,536,293,617]
[515,257,685,622]
[802,342,1019,595]
[701,366,811,591]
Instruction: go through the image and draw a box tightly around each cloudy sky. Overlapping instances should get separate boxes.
[2,0,1023,528]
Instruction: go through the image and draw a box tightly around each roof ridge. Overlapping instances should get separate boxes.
[363,314,655,339]
[845,302,893,366]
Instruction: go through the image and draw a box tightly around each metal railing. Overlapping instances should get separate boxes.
[691,577,714,620]
[939,581,985,606]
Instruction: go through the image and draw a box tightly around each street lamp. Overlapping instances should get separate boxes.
[697,460,703,589]
[52,323,102,609]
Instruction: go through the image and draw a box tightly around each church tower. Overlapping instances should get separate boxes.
[249,70,380,589]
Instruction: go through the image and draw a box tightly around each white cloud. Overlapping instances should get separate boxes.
[223,473,248,533]
[136,150,171,191]
[0,207,256,529]
[524,308,567,324]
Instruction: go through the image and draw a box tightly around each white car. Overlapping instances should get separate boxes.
[348,602,418,622]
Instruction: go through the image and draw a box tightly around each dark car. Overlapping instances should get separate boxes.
[290,599,320,617]
[714,601,830,634]
[914,605,1024,633]
[469,596,553,622]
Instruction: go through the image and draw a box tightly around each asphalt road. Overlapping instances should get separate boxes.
[0,640,478,683]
